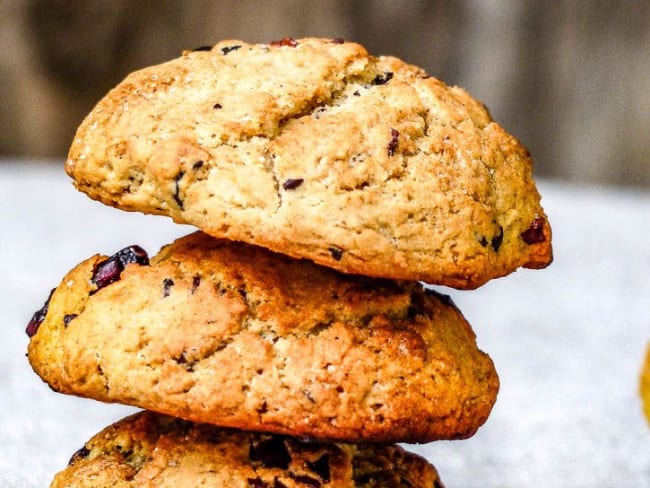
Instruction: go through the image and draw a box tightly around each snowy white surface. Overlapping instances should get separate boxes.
[1,161,649,487]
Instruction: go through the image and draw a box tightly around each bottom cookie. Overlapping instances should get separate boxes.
[51,410,444,488]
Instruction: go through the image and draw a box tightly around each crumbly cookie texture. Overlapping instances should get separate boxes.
[51,410,444,488]
[641,344,650,425]
[27,232,498,443]
[65,37,551,289]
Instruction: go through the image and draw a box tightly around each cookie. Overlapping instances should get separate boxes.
[65,37,552,289]
[27,232,498,443]
[641,343,650,425]
[50,410,444,488]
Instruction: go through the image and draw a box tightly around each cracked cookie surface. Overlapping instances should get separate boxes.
[51,410,444,488]
[27,232,498,443]
[65,37,551,289]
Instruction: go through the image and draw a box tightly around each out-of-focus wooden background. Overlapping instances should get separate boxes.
[1,0,649,187]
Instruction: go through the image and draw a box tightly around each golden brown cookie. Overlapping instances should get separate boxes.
[65,37,551,289]
[641,343,650,425]
[51,410,444,488]
[27,232,498,443]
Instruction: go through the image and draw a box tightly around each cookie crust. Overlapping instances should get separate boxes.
[28,232,498,443]
[65,37,551,289]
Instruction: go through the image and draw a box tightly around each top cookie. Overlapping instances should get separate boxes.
[65,37,552,289]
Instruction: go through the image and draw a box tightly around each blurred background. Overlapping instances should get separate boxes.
[1,0,649,188]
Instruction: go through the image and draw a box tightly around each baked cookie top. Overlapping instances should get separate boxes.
[51,410,444,488]
[27,232,498,443]
[65,37,551,289]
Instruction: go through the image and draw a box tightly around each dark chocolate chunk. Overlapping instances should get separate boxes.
[63,314,78,327]
[192,45,212,52]
[387,128,399,156]
[26,288,55,337]
[330,38,344,44]
[282,178,304,190]
[521,217,546,244]
[372,71,393,85]
[250,437,292,469]
[91,245,149,292]
[491,225,504,252]
[173,171,185,210]
[68,446,90,465]
[270,37,298,47]
[479,235,489,247]
[353,90,360,96]
[328,247,343,261]
[289,474,321,487]
[221,45,242,55]
[162,278,174,297]
[192,160,204,170]
[306,454,331,481]
[213,103,223,109]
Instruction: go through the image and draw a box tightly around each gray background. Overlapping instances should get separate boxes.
[2,0,650,187]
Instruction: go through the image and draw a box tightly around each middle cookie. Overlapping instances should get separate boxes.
[27,232,498,444]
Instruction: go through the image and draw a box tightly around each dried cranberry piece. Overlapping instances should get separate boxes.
[282,178,304,190]
[250,437,291,469]
[221,45,242,55]
[306,455,331,481]
[115,245,149,267]
[270,37,298,47]
[26,288,55,337]
[387,128,399,156]
[372,72,393,85]
[91,245,149,292]
[68,446,90,465]
[521,217,546,244]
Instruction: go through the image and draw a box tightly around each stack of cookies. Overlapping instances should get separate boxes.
[26,38,552,487]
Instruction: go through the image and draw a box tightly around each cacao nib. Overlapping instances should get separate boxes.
[282,178,304,190]
[270,37,298,47]
[521,217,546,244]
[250,437,291,469]
[328,247,343,261]
[289,474,321,487]
[91,245,149,292]
[221,45,242,55]
[306,455,331,481]
[26,288,55,337]
[491,225,504,252]
[63,314,78,327]
[68,446,90,465]
[192,46,212,52]
[372,71,393,85]
[162,278,174,297]
[387,128,399,156]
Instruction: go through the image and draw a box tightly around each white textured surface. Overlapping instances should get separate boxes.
[1,161,649,487]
